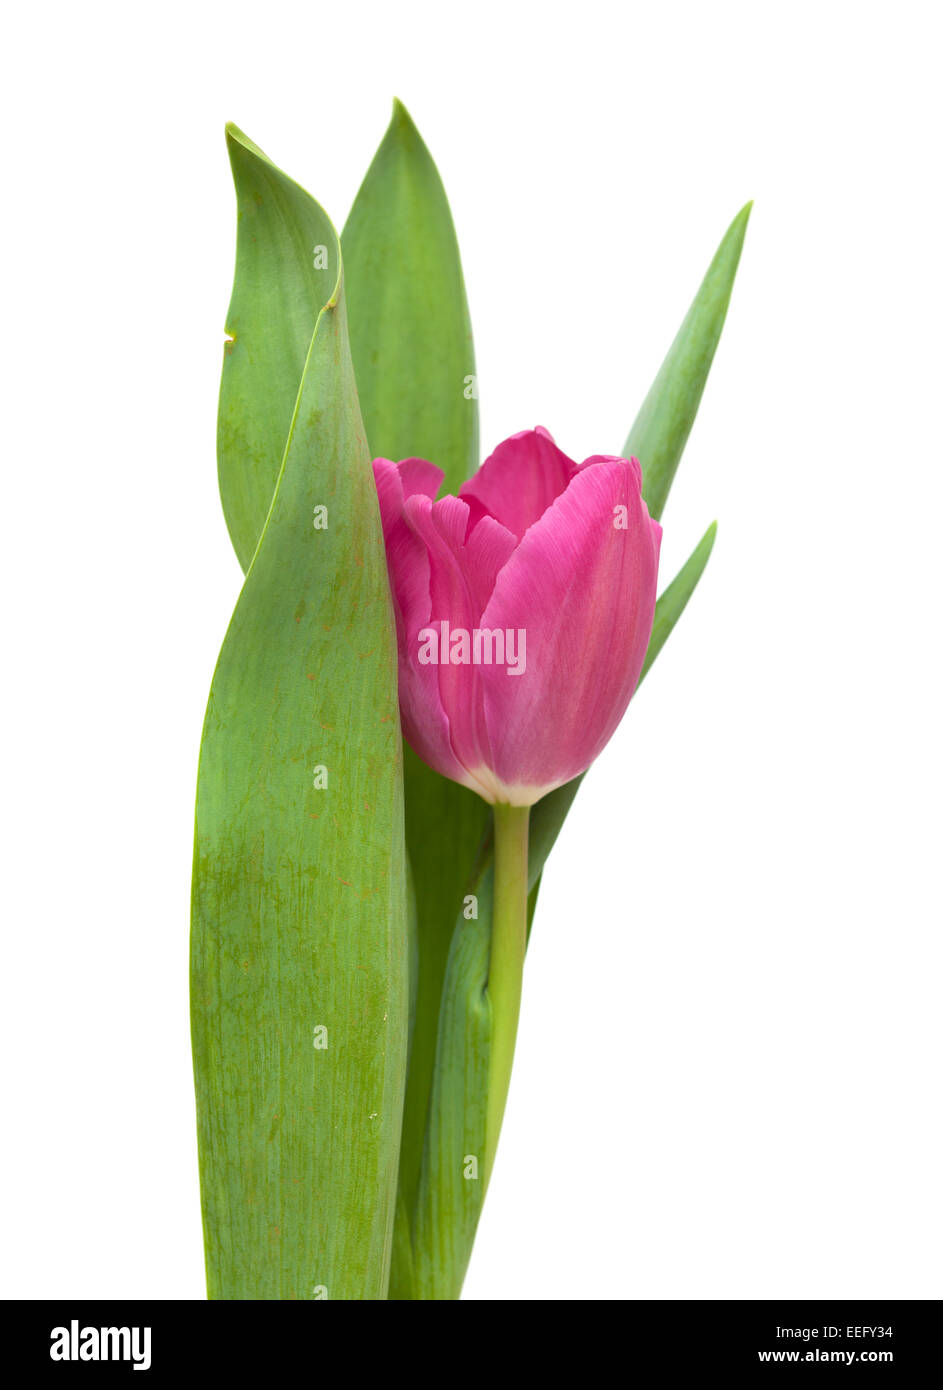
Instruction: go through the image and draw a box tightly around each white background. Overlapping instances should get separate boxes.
[3,0,940,1300]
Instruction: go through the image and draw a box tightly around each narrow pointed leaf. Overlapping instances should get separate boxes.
[341,102,492,1251]
[627,201,752,521]
[526,201,751,881]
[192,133,408,1299]
[395,873,493,1300]
[217,124,331,571]
[399,205,746,1297]
[395,759,491,1219]
[640,520,717,681]
[404,521,720,1297]
[342,98,479,494]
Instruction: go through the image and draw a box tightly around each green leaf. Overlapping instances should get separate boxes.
[191,131,408,1300]
[627,201,752,521]
[217,124,332,572]
[341,102,492,1260]
[394,872,493,1300]
[394,754,490,1224]
[400,193,748,1293]
[528,200,753,883]
[640,520,717,682]
[342,99,479,495]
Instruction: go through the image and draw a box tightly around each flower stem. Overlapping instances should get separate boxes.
[484,802,530,1186]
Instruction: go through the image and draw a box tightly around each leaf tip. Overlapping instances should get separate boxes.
[391,97,415,131]
[727,200,753,248]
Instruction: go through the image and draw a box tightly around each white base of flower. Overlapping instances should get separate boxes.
[460,765,567,808]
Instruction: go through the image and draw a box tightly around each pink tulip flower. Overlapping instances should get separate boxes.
[373,427,662,807]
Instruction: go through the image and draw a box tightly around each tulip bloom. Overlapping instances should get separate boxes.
[373,427,662,807]
[374,425,662,1190]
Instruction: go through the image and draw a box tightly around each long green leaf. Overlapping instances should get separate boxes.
[341,102,492,1271]
[524,205,751,876]
[403,204,748,1297]
[628,201,752,521]
[641,521,717,681]
[523,203,752,872]
[342,99,479,493]
[191,130,408,1299]
[407,872,493,1300]
[393,759,490,1229]
[217,124,330,571]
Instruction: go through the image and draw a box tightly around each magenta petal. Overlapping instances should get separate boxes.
[373,456,442,536]
[398,456,445,501]
[461,513,519,616]
[373,461,477,793]
[373,440,661,806]
[401,494,516,782]
[458,426,580,541]
[476,460,661,799]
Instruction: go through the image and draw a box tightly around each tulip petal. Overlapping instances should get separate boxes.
[476,460,661,800]
[401,494,516,788]
[398,456,445,502]
[527,517,718,887]
[373,460,433,646]
[378,500,469,795]
[461,513,519,616]
[459,426,580,541]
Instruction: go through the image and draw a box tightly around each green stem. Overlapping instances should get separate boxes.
[484,802,530,1185]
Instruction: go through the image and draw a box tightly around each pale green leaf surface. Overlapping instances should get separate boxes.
[403,873,493,1301]
[342,99,478,494]
[627,201,752,522]
[217,124,333,571]
[192,132,408,1299]
[341,103,492,1246]
[401,196,749,1294]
